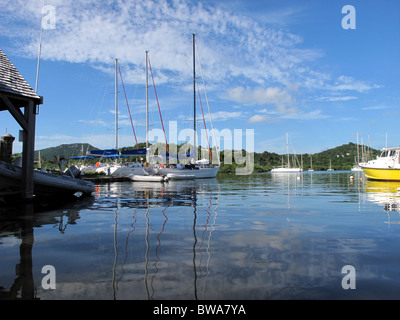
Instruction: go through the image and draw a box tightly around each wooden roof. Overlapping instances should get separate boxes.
[0,48,43,111]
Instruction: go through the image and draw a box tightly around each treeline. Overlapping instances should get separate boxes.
[24,141,380,173]
[218,142,380,173]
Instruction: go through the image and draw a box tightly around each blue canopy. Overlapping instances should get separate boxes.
[87,149,118,156]
[101,154,129,159]
[121,148,147,156]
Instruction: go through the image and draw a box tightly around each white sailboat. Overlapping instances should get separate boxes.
[136,35,220,180]
[351,132,363,172]
[327,159,334,171]
[83,58,147,177]
[271,133,302,173]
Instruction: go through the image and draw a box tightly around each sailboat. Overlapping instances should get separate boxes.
[84,58,147,177]
[351,132,363,172]
[327,159,334,171]
[138,34,220,180]
[271,133,302,173]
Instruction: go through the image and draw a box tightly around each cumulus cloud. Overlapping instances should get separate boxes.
[227,86,297,114]
[248,114,272,124]
[0,0,324,89]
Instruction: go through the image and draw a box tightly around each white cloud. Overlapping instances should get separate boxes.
[330,76,381,93]
[1,0,324,89]
[280,109,329,120]
[210,111,243,121]
[248,114,272,124]
[227,86,297,113]
[317,96,358,102]
[78,118,107,126]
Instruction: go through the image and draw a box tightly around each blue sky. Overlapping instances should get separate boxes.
[1,0,399,155]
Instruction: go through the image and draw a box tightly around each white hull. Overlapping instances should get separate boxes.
[351,165,363,172]
[129,174,168,182]
[111,163,146,176]
[79,163,146,177]
[271,167,302,173]
[156,166,220,179]
[0,161,95,197]
[166,173,196,180]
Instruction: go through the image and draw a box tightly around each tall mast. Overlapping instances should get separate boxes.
[115,58,119,150]
[145,51,149,150]
[193,34,196,160]
[286,132,290,168]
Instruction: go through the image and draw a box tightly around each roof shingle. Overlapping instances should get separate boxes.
[0,48,41,102]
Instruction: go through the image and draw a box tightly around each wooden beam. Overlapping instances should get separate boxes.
[21,100,36,200]
[1,95,28,131]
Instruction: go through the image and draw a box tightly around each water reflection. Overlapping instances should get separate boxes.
[1,174,400,299]
[105,179,220,300]
[0,197,94,299]
[362,180,400,225]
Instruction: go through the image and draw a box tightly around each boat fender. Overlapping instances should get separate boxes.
[144,162,149,168]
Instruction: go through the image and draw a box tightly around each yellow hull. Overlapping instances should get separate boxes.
[361,166,400,181]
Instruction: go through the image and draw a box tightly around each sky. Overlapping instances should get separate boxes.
[1,0,399,155]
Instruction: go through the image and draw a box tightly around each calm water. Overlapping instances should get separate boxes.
[1,171,400,300]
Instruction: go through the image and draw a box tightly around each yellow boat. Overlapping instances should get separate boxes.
[360,147,400,181]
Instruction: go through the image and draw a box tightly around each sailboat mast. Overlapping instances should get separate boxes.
[115,58,119,150]
[145,51,149,150]
[286,132,290,168]
[193,34,196,159]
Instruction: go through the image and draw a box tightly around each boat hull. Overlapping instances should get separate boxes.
[271,168,302,173]
[0,161,95,197]
[156,166,219,179]
[361,166,400,181]
[129,175,167,182]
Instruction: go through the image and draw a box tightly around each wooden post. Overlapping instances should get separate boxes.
[21,101,36,200]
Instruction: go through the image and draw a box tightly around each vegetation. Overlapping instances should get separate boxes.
[15,141,380,173]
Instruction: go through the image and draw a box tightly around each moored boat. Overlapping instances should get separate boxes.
[0,160,95,197]
[271,133,302,173]
[360,147,400,181]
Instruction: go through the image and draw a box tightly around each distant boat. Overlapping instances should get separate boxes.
[0,160,95,197]
[360,147,400,181]
[351,132,363,172]
[308,155,314,171]
[271,133,302,173]
[351,164,363,172]
[327,159,334,171]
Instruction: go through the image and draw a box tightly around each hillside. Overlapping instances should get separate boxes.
[237,142,380,172]
[300,142,380,171]
[19,141,380,172]
[34,143,98,161]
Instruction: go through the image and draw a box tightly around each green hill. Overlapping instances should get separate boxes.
[302,142,380,171]
[34,143,98,162]
[21,141,379,172]
[248,142,380,172]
